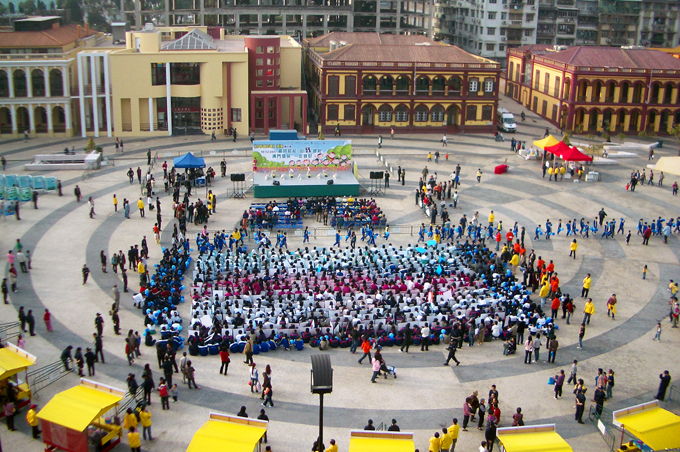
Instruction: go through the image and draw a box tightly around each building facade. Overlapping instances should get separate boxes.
[119,0,434,38]
[0,17,98,138]
[639,0,680,48]
[305,32,500,134]
[102,27,306,137]
[506,45,680,134]
[434,0,538,66]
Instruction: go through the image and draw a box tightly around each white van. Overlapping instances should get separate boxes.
[497,108,517,133]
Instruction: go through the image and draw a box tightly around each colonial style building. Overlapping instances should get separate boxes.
[506,45,680,134]
[305,32,500,134]
[0,16,98,138]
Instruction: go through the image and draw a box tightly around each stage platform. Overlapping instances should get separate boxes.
[253,171,360,198]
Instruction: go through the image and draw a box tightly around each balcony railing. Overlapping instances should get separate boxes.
[53,125,66,133]
[33,88,45,97]
[632,96,642,103]
[604,97,614,103]
[14,88,27,97]
[577,95,587,101]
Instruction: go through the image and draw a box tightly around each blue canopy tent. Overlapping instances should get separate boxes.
[173,153,206,169]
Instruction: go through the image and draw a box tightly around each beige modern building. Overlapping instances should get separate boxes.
[103,25,306,137]
[0,16,98,138]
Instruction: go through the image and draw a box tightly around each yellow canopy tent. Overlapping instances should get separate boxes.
[37,379,126,452]
[649,157,680,177]
[0,342,36,380]
[497,424,573,452]
[533,135,561,150]
[613,401,680,451]
[348,430,415,452]
[187,413,268,452]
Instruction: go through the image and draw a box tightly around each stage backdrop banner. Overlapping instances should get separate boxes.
[252,140,352,170]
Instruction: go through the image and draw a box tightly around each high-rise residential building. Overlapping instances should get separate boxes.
[120,0,434,38]
[639,0,680,48]
[434,0,538,66]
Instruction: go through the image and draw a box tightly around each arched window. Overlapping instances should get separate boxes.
[395,105,409,122]
[432,76,445,93]
[414,105,428,122]
[378,104,392,122]
[0,71,8,97]
[447,76,462,96]
[396,75,410,94]
[431,106,444,122]
[379,75,393,94]
[363,76,377,95]
[415,76,429,95]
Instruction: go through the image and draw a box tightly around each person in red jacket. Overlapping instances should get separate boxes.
[505,230,514,247]
[219,347,230,375]
[551,296,561,319]
[358,337,372,364]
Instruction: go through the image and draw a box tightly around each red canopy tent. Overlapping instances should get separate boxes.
[544,142,593,162]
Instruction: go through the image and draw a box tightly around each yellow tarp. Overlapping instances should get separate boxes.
[0,345,36,380]
[497,431,573,452]
[616,407,680,451]
[37,384,123,432]
[650,157,680,177]
[187,418,266,452]
[349,436,415,452]
[533,135,560,150]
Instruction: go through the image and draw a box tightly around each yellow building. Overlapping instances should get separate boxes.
[103,26,306,137]
[304,32,501,135]
[506,45,680,135]
[0,17,98,138]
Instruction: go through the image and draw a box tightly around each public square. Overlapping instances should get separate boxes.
[1,96,679,452]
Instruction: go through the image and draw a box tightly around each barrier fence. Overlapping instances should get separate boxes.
[236,224,422,242]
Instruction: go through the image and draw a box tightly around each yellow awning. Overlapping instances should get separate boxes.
[0,343,37,380]
[614,404,680,451]
[497,425,572,452]
[533,135,561,150]
[349,431,415,452]
[187,413,267,452]
[37,380,124,432]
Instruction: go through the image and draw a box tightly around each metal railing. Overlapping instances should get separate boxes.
[117,386,144,414]
[27,360,74,398]
[0,321,22,341]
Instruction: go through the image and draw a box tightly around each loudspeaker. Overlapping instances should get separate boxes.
[273,180,280,186]
[327,180,334,185]
[310,354,333,394]
[231,173,245,182]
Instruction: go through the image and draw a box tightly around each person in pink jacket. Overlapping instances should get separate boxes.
[370,358,381,383]
[463,398,473,431]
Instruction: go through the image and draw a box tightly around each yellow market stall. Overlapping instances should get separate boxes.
[613,400,680,451]
[497,424,573,452]
[348,430,415,452]
[187,413,268,452]
[0,342,37,415]
[37,378,126,452]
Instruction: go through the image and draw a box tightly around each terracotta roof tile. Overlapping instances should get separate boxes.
[541,47,680,70]
[319,43,496,65]
[0,24,95,48]
[306,32,438,48]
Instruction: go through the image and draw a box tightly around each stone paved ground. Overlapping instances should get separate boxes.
[1,94,680,452]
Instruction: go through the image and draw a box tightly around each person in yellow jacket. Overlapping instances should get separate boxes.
[139,405,153,440]
[582,273,591,298]
[326,439,338,452]
[510,253,520,275]
[569,239,578,259]
[539,281,550,308]
[26,404,41,439]
[137,197,145,218]
[448,418,460,451]
[137,260,145,275]
[429,431,441,452]
[548,165,554,181]
[440,427,453,451]
[488,211,495,227]
[128,426,141,452]
[583,298,595,325]
[122,407,138,430]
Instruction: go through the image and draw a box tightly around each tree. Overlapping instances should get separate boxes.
[87,9,110,32]
[85,138,96,152]
[37,0,46,10]
[50,1,55,9]
[670,124,680,156]
[0,3,6,14]
[19,0,37,13]
[65,0,83,23]
[563,131,572,146]
[8,1,15,12]
[617,132,626,144]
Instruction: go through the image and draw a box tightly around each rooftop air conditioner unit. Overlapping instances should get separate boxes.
[329,40,337,51]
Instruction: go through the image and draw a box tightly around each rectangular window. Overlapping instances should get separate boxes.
[499,44,506,51]
[328,76,340,97]
[469,79,479,92]
[554,77,560,97]
[345,76,356,97]
[485,79,494,92]
[169,63,200,85]
[534,70,540,90]
[256,80,263,87]
[256,46,263,53]
[482,105,493,120]
[266,58,273,65]
[327,105,339,121]
[524,29,533,37]
[544,73,550,94]
[256,69,263,76]
[344,105,355,121]
[466,105,477,120]
[509,62,514,81]
[487,27,496,35]
[267,46,275,53]
[542,100,548,116]
[552,104,558,121]
[486,43,495,51]
[256,59,263,66]
[267,80,274,86]
[501,12,507,20]
[231,108,241,122]
[525,14,535,22]
[151,63,166,85]
[532,96,538,112]
[488,12,496,19]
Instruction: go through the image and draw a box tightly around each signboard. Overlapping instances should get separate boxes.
[5,175,18,188]
[32,176,46,191]
[18,175,31,189]
[252,140,352,170]
[6,186,18,200]
[19,188,32,202]
[45,177,58,191]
